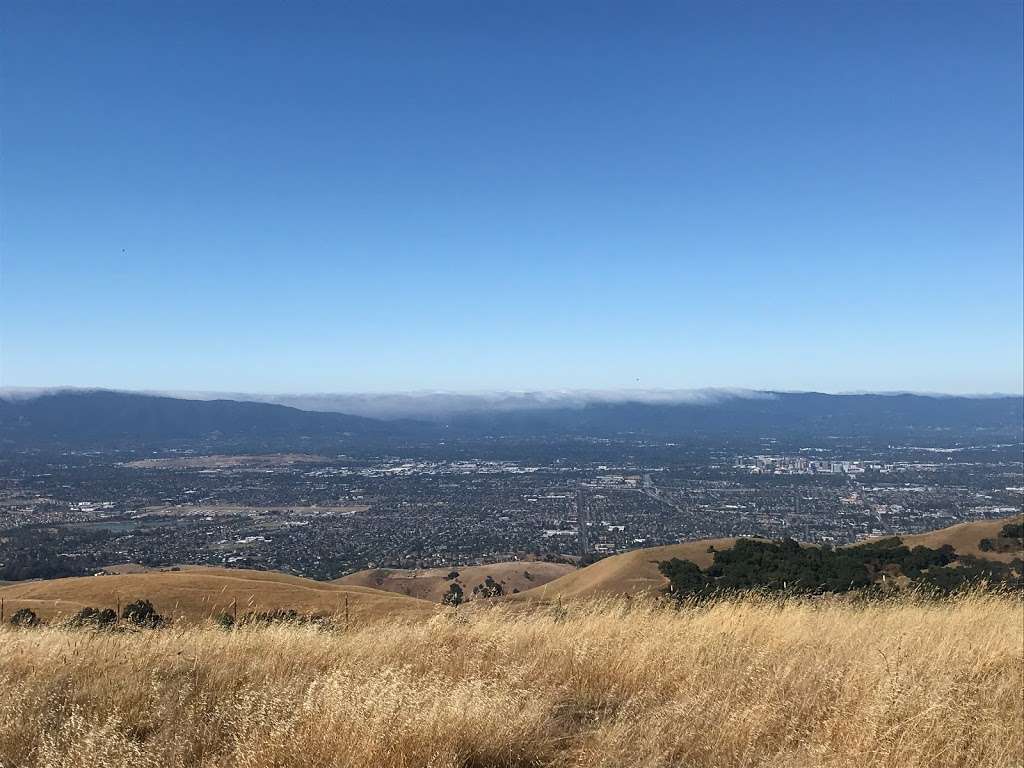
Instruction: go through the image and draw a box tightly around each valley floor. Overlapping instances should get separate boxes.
[0,592,1021,768]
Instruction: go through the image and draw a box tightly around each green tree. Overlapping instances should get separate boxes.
[658,558,709,596]
[442,583,465,606]
[472,576,504,599]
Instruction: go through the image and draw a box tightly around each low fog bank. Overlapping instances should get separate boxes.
[187,388,775,420]
[0,387,776,420]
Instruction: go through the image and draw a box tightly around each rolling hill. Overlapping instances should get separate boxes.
[1,517,1018,621]
[335,561,574,602]
[506,515,1023,602]
[0,566,435,624]
[504,538,741,601]
[900,516,1023,562]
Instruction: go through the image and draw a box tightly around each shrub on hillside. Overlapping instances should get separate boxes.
[1000,522,1023,540]
[121,599,166,628]
[69,607,118,629]
[472,575,503,599]
[9,607,41,628]
[979,523,1024,554]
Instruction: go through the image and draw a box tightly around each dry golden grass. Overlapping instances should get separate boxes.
[0,591,1020,767]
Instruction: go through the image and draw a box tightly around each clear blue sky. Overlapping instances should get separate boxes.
[2,1,1021,394]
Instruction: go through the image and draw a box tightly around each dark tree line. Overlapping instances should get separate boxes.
[660,536,1021,597]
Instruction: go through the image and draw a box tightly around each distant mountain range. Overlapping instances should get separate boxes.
[0,390,393,449]
[0,388,1021,450]
[438,391,1023,441]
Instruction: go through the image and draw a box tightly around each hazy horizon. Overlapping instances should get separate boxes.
[3,384,1021,421]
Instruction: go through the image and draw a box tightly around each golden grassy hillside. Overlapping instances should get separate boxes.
[0,567,434,624]
[901,515,1023,563]
[505,537,739,601]
[336,560,574,602]
[0,591,1020,768]
[509,516,1023,602]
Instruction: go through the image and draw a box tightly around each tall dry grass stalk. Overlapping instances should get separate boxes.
[0,591,1020,767]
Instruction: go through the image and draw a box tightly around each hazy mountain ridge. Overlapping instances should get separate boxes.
[436,392,1023,440]
[1,388,1021,449]
[0,390,397,448]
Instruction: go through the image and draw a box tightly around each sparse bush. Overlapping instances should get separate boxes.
[214,612,235,629]
[9,607,40,628]
[70,606,118,629]
[121,599,165,628]
[240,609,330,628]
[445,570,460,580]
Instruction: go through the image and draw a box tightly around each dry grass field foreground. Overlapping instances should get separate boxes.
[0,591,1021,768]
